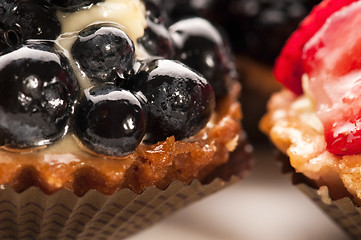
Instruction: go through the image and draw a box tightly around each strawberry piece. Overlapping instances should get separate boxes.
[303,1,361,155]
[274,0,358,95]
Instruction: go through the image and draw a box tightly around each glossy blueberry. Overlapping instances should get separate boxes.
[74,83,146,157]
[0,1,61,52]
[143,0,167,24]
[128,59,215,144]
[71,23,135,84]
[138,16,174,58]
[169,17,235,99]
[138,0,174,58]
[45,0,104,11]
[0,42,79,149]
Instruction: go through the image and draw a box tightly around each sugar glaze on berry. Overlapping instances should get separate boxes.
[74,83,146,157]
[138,2,174,58]
[0,1,61,52]
[125,59,215,144]
[0,42,78,149]
[71,23,135,84]
[169,17,235,99]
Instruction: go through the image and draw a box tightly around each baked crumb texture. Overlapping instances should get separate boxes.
[261,89,361,204]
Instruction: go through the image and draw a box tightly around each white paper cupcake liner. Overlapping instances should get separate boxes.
[0,176,242,240]
[279,153,361,239]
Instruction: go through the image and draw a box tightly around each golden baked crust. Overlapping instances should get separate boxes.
[261,89,361,203]
[0,77,246,196]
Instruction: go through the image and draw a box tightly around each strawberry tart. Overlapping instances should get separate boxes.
[261,0,361,217]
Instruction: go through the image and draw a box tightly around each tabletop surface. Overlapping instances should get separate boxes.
[126,144,350,240]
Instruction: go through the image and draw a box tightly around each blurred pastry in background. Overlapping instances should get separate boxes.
[261,0,361,238]
[151,0,321,143]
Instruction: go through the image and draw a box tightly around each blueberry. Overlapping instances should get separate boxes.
[138,0,174,58]
[138,16,174,58]
[0,1,61,52]
[74,83,146,157]
[45,0,104,11]
[143,0,167,24]
[169,17,235,99]
[128,59,215,144]
[71,23,135,84]
[0,42,79,149]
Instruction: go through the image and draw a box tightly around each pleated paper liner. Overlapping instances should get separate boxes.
[278,153,361,239]
[0,137,252,240]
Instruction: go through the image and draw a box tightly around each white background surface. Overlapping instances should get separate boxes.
[127,145,350,240]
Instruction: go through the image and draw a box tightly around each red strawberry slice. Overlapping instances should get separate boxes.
[303,1,361,155]
[274,0,358,95]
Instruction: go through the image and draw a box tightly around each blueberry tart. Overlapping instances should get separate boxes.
[0,0,251,197]
[0,1,253,239]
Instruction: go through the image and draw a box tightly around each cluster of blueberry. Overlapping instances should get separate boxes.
[0,0,235,157]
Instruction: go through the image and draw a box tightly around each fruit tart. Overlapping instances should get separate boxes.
[261,0,361,237]
[0,0,251,239]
